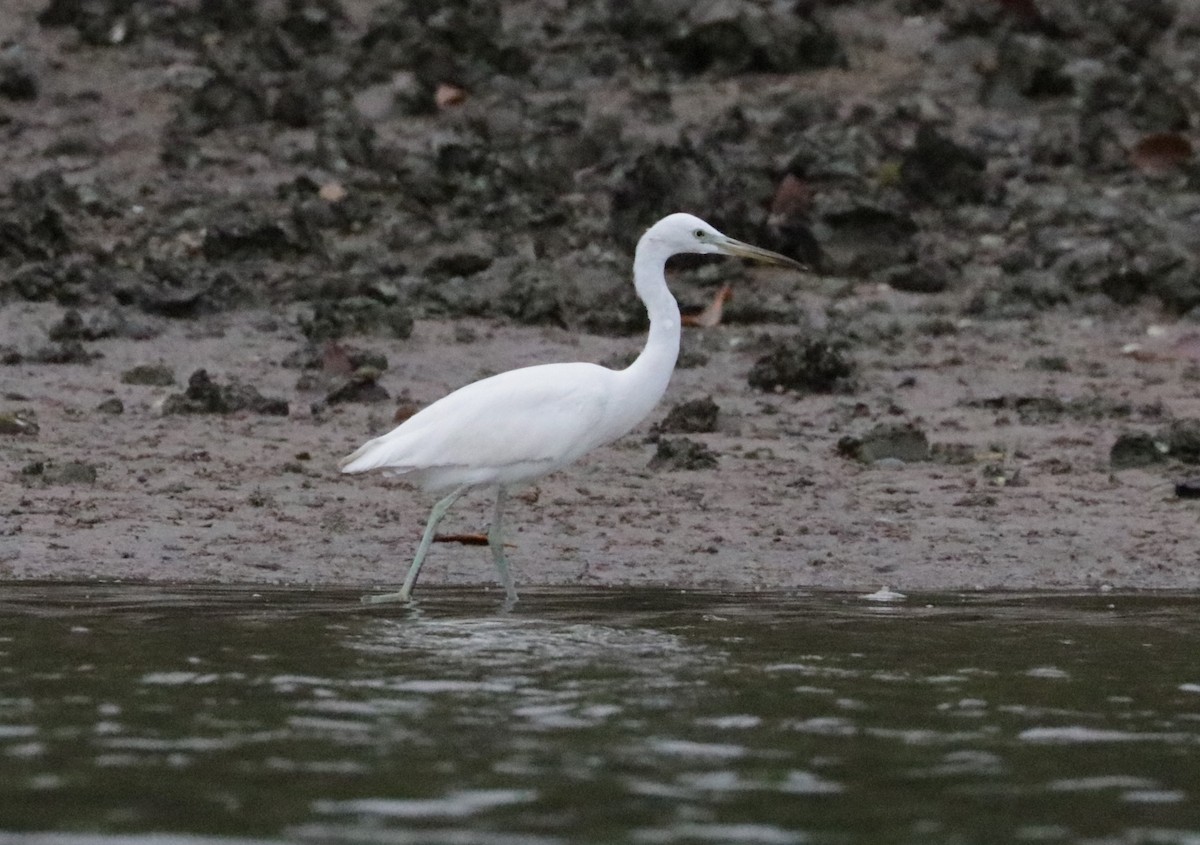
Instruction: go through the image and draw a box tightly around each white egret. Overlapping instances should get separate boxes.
[340,213,805,604]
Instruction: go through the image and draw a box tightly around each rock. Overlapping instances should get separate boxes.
[121,364,176,386]
[324,371,390,405]
[43,461,98,485]
[837,423,930,464]
[0,412,38,436]
[900,125,988,206]
[748,336,854,394]
[299,297,414,341]
[1110,431,1165,469]
[96,397,124,414]
[27,339,96,364]
[0,51,38,101]
[656,397,719,434]
[648,437,719,471]
[161,369,289,416]
[1165,419,1200,464]
[203,216,303,261]
[880,262,951,294]
[817,205,918,277]
[1174,478,1200,499]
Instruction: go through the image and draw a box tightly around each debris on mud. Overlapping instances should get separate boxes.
[21,460,99,486]
[161,370,289,416]
[1110,431,1166,469]
[648,437,719,472]
[837,423,930,465]
[121,364,176,387]
[655,397,720,435]
[324,371,390,405]
[962,394,1163,426]
[298,298,414,342]
[748,336,854,394]
[0,412,38,437]
[1165,419,1200,464]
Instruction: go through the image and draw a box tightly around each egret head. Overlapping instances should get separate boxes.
[645,213,807,270]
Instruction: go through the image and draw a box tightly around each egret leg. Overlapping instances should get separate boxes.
[488,487,519,604]
[362,484,469,605]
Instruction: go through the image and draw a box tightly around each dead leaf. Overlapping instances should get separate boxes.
[435,83,467,109]
[321,341,354,376]
[682,284,733,328]
[769,174,811,219]
[393,402,420,424]
[319,181,347,202]
[1130,132,1193,174]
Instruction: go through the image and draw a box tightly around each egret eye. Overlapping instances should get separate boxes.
[693,229,706,240]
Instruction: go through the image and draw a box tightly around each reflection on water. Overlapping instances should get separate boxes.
[1,585,1199,844]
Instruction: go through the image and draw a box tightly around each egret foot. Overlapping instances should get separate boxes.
[360,590,413,605]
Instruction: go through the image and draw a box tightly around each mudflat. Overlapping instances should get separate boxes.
[3,0,1199,592]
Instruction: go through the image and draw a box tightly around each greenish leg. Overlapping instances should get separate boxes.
[362,484,469,605]
[488,487,519,604]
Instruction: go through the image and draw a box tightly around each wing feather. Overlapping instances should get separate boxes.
[338,362,615,476]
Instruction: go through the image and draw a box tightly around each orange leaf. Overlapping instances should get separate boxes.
[682,283,733,328]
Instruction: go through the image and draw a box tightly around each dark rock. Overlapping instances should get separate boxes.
[27,339,96,364]
[299,297,414,341]
[1110,431,1165,469]
[880,262,951,294]
[1174,478,1200,499]
[0,412,38,436]
[656,397,719,434]
[198,0,258,31]
[43,461,98,485]
[324,371,390,405]
[96,396,124,414]
[961,394,1137,425]
[47,309,87,341]
[1165,419,1200,464]
[0,52,38,101]
[929,442,975,465]
[900,125,987,206]
[648,437,719,471]
[121,364,176,386]
[38,0,137,46]
[661,1,845,75]
[748,336,854,394]
[818,205,918,277]
[161,369,289,416]
[981,34,1073,106]
[203,217,303,261]
[837,423,930,464]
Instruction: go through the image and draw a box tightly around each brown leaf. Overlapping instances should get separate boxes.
[393,402,420,424]
[769,174,811,219]
[1130,132,1193,174]
[435,83,467,109]
[681,284,733,329]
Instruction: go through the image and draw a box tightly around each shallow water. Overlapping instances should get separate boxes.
[0,584,1198,844]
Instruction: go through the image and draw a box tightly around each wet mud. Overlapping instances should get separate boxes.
[3,0,1200,591]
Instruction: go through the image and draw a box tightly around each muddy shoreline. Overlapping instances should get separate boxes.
[3,0,1200,592]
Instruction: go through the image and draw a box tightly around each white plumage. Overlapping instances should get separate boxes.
[340,212,805,604]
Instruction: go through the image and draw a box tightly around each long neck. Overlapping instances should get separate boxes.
[617,240,681,417]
